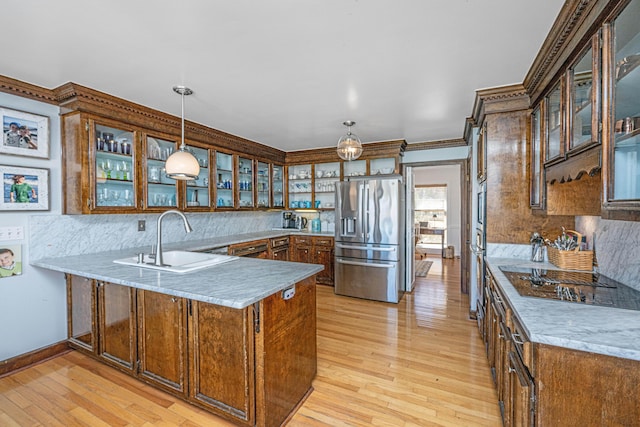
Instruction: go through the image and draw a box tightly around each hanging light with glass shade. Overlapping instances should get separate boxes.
[336,120,363,161]
[165,86,200,180]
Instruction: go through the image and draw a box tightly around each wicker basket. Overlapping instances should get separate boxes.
[547,246,593,271]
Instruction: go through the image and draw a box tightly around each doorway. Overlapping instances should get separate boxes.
[403,160,468,295]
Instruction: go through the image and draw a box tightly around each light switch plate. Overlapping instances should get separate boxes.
[0,226,24,241]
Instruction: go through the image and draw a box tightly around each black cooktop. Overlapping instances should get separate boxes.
[499,266,640,311]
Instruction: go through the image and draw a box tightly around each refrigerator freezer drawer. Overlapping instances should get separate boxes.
[335,257,402,303]
[334,243,399,262]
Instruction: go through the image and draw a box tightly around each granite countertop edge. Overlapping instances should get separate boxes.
[486,257,640,362]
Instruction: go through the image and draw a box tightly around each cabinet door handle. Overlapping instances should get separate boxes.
[511,333,524,345]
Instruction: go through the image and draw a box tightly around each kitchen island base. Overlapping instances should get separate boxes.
[67,274,317,427]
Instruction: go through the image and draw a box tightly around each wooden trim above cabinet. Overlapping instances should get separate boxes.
[53,82,286,164]
[285,139,407,164]
[0,75,58,104]
[524,0,620,105]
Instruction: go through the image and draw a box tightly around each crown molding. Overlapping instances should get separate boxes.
[470,84,530,126]
[405,138,467,151]
[0,75,57,104]
[524,0,619,104]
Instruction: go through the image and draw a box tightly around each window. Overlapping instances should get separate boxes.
[415,185,447,227]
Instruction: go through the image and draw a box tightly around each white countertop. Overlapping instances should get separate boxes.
[487,257,640,361]
[31,231,329,309]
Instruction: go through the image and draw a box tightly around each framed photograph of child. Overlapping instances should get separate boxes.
[0,245,23,278]
[1,107,49,159]
[0,165,49,211]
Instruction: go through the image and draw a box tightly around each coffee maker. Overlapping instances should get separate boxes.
[282,211,296,229]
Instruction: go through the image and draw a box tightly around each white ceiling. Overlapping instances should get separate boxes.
[3,0,564,152]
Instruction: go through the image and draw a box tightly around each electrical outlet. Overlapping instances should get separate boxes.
[138,220,146,231]
[282,286,295,300]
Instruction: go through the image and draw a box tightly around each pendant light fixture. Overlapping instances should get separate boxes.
[336,120,363,161]
[165,85,200,180]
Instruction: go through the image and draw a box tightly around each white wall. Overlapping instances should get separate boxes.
[0,92,66,360]
[413,164,462,256]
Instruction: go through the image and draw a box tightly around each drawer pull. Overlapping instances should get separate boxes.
[511,333,524,345]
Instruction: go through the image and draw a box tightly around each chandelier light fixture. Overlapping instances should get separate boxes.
[165,85,200,180]
[336,120,363,161]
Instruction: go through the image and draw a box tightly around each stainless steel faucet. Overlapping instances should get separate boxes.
[153,209,193,266]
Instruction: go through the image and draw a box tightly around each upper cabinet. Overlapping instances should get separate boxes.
[144,133,179,210]
[527,0,640,219]
[603,0,640,216]
[544,81,564,164]
[569,35,600,152]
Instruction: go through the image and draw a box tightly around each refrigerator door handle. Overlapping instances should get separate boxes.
[335,244,396,252]
[359,182,367,240]
[336,259,394,269]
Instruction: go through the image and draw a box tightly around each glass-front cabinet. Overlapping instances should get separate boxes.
[530,106,544,208]
[94,122,136,210]
[215,151,235,209]
[272,164,285,208]
[569,37,599,152]
[606,0,640,204]
[314,162,340,209]
[288,164,312,209]
[370,157,397,175]
[237,156,254,208]
[185,145,211,209]
[343,159,366,177]
[144,134,178,209]
[545,82,563,163]
[256,161,270,208]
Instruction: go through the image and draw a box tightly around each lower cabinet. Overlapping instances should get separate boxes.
[268,236,289,261]
[291,235,335,286]
[66,273,316,427]
[480,270,640,426]
[189,301,255,424]
[98,281,136,372]
[137,289,188,395]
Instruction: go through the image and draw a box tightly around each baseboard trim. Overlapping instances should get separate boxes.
[0,341,71,378]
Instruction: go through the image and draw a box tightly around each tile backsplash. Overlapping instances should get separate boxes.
[29,211,281,261]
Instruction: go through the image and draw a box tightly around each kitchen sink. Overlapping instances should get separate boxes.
[113,250,237,273]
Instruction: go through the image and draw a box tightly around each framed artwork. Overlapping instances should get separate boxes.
[1,107,49,159]
[0,245,22,278]
[0,165,49,211]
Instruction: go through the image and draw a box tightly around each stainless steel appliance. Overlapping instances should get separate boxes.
[282,211,297,229]
[334,176,405,303]
[499,266,640,310]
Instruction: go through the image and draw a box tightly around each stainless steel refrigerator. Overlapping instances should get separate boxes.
[334,176,405,303]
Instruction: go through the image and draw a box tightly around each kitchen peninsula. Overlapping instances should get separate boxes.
[32,242,323,427]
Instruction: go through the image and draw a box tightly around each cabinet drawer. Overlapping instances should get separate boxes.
[270,236,289,248]
[228,240,269,257]
[292,236,312,245]
[313,237,334,247]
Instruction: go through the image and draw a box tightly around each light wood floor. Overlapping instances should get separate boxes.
[0,256,501,426]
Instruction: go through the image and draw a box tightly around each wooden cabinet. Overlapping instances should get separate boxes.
[62,114,140,214]
[271,164,285,208]
[97,281,136,372]
[228,240,269,258]
[482,265,640,426]
[143,132,180,210]
[137,290,188,395]
[602,0,640,219]
[189,301,255,424]
[66,274,96,352]
[238,156,255,209]
[291,236,334,286]
[269,236,289,261]
[183,144,212,210]
[66,273,317,426]
[290,236,313,263]
[313,237,334,286]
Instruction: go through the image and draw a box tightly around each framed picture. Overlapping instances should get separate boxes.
[1,107,49,159]
[0,165,49,211]
[0,245,22,278]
